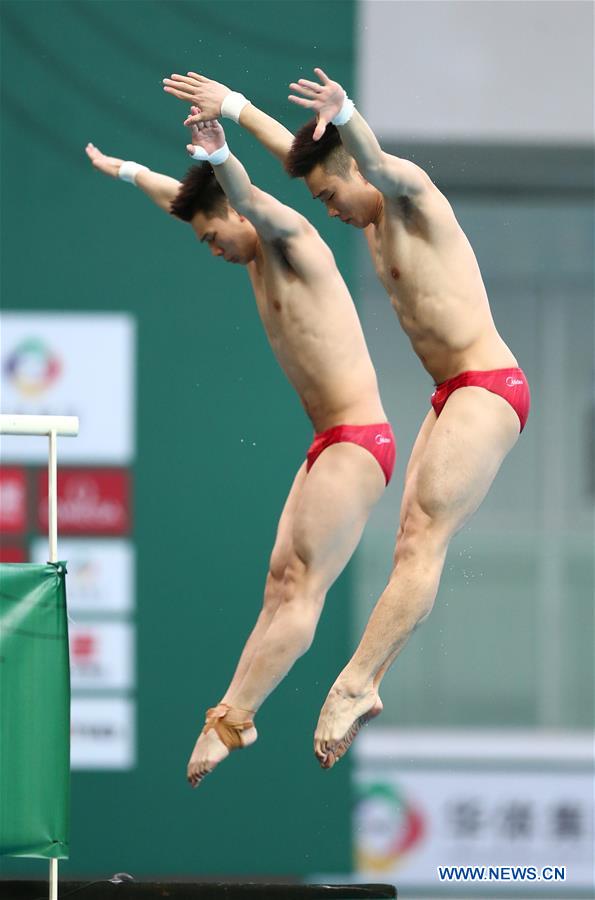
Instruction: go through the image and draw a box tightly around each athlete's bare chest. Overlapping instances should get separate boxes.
[368,218,412,300]
[368,215,450,340]
[249,256,305,331]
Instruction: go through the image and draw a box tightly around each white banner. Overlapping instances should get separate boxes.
[71,697,135,770]
[0,312,135,463]
[31,537,134,615]
[354,729,594,892]
[69,621,135,690]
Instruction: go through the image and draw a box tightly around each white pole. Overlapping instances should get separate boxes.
[48,428,60,900]
[50,858,58,900]
[0,414,78,437]
[48,430,58,564]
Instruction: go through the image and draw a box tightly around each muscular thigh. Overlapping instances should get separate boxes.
[398,408,437,526]
[268,462,308,577]
[291,442,386,591]
[411,386,521,534]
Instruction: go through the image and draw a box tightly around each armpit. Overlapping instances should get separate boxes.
[270,237,293,272]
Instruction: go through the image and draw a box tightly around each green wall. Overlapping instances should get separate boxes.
[1,0,357,879]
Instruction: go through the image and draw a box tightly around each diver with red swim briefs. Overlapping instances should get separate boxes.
[158,67,535,776]
[282,66,535,769]
[307,422,396,485]
[431,367,531,432]
[88,105,406,788]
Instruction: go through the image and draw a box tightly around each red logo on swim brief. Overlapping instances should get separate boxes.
[506,376,524,387]
[375,434,391,445]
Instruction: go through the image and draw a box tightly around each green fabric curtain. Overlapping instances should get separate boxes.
[0,562,70,858]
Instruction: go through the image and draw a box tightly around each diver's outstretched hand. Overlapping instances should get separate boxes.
[85,142,124,178]
[164,71,231,122]
[288,68,345,140]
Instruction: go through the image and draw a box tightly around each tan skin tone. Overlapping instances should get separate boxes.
[163,70,526,766]
[164,72,516,380]
[86,118,390,785]
[302,159,517,381]
[286,69,516,383]
[287,70,523,766]
[163,70,513,380]
[185,114,385,431]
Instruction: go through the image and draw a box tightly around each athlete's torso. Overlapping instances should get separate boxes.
[247,218,385,431]
[365,185,517,383]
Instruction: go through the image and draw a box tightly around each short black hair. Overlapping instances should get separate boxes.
[285,118,352,179]
[170,164,229,221]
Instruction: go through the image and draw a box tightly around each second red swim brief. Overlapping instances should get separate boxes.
[306,422,396,485]
[431,366,530,431]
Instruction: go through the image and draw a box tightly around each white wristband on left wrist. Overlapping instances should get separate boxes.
[118,161,149,185]
[220,91,250,123]
[332,93,355,126]
[190,142,230,166]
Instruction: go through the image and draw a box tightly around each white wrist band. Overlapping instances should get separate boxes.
[220,91,250,124]
[332,94,355,126]
[190,142,230,166]
[118,161,148,185]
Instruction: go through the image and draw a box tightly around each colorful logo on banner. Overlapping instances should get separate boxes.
[4,338,62,397]
[355,781,425,871]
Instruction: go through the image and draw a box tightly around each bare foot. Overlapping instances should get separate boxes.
[314,685,382,769]
[187,707,257,788]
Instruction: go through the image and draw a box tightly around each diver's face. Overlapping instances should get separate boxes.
[192,209,258,264]
[305,162,380,229]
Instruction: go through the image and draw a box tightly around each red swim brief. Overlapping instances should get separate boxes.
[306,422,396,485]
[431,367,530,431]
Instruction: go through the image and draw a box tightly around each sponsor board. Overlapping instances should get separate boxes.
[0,312,135,464]
[354,729,594,891]
[37,468,131,535]
[71,697,135,770]
[31,537,134,615]
[0,467,27,533]
[69,621,135,690]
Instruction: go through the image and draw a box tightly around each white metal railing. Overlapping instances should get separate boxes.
[0,414,79,900]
